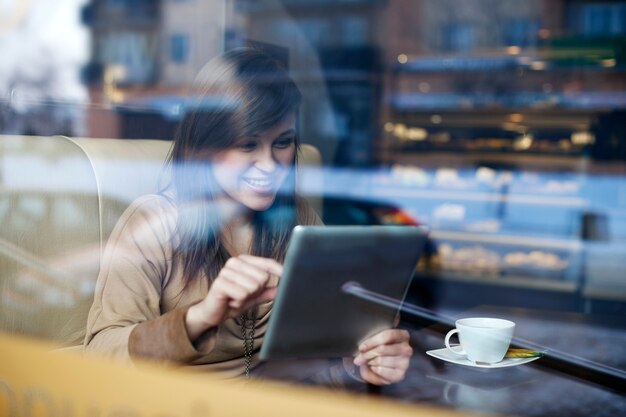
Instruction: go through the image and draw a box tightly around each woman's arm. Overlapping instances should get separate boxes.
[84,196,205,363]
[85,196,284,364]
[184,255,281,340]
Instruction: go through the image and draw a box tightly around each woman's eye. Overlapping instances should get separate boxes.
[238,141,258,151]
[273,138,295,149]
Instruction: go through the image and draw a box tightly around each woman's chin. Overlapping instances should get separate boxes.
[241,195,276,212]
[218,188,278,213]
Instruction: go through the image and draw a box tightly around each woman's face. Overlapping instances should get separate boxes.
[211,112,297,212]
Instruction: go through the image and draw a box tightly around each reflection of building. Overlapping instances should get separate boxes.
[161,0,227,86]
[88,0,161,85]
[85,0,626,166]
[381,0,626,165]
[231,0,387,166]
[90,0,389,165]
[376,1,626,315]
[181,0,626,165]
[88,0,227,87]
[85,0,228,138]
[0,0,89,136]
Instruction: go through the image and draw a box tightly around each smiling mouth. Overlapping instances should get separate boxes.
[243,177,274,191]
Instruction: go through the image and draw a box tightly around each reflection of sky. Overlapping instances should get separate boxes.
[0,0,89,135]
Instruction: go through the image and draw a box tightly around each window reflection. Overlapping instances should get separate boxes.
[1,0,626,415]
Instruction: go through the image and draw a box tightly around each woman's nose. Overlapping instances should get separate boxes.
[255,147,277,173]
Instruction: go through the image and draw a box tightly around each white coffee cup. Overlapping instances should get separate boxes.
[444,317,515,364]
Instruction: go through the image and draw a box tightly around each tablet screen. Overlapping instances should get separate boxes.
[259,225,428,361]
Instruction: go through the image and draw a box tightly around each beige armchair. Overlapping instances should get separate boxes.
[0,135,171,346]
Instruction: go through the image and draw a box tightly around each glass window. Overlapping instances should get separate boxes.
[442,22,475,52]
[583,4,615,35]
[505,18,541,47]
[572,2,626,36]
[106,0,126,9]
[169,33,189,64]
[2,1,626,416]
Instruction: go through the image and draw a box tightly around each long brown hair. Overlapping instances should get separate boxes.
[165,48,302,285]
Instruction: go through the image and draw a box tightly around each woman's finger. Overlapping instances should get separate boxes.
[237,254,284,277]
[224,257,272,281]
[219,265,270,295]
[239,286,278,312]
[358,364,392,385]
[368,355,410,372]
[214,267,279,311]
[220,256,281,293]
[358,329,410,353]
[211,276,248,301]
[354,342,413,365]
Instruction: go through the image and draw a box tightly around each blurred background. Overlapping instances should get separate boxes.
[1,0,626,348]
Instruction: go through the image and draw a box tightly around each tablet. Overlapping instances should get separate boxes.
[259,225,428,361]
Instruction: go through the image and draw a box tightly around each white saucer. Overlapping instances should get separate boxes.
[426,347,541,369]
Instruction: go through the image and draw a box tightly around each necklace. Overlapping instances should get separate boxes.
[240,308,256,377]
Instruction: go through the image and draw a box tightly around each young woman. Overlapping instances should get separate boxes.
[84,48,412,385]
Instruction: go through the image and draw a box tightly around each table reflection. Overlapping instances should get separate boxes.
[252,307,626,417]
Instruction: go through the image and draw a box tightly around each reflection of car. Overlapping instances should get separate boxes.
[322,196,419,226]
[320,195,441,315]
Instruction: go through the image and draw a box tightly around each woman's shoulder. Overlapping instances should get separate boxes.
[114,194,179,239]
[123,193,177,220]
[127,193,177,213]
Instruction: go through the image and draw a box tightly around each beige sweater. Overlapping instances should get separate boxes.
[84,194,321,377]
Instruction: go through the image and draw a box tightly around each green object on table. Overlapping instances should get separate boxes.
[505,348,544,358]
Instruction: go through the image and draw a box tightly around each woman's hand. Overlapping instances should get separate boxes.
[185,255,282,340]
[353,329,413,385]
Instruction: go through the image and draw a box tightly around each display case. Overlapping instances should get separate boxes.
[364,46,626,313]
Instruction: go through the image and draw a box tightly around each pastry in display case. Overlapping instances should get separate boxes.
[431,243,501,277]
[425,236,577,283]
[372,154,584,287]
[503,250,570,279]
